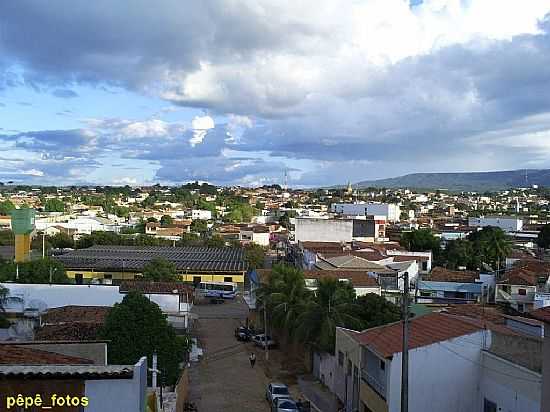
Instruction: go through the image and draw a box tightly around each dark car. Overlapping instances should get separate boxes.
[234,326,253,341]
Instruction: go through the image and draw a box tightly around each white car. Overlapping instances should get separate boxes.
[253,334,277,349]
[266,382,290,405]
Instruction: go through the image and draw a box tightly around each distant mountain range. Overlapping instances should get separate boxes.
[352,169,550,191]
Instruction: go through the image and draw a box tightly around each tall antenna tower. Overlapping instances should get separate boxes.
[283,169,288,191]
[525,169,529,187]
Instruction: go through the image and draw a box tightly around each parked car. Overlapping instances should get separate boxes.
[253,334,277,349]
[265,383,290,405]
[234,326,253,341]
[272,398,299,412]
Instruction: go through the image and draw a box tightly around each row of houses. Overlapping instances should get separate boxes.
[315,308,546,412]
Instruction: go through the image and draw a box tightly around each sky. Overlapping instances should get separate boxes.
[1,0,550,187]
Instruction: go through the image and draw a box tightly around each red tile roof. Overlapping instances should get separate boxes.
[353,313,484,358]
[500,261,550,286]
[530,307,550,323]
[440,304,505,324]
[0,345,93,365]
[425,267,479,283]
[35,323,104,341]
[119,281,193,295]
[42,306,110,325]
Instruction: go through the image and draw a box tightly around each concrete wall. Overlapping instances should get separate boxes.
[468,216,523,232]
[295,218,353,243]
[85,357,147,412]
[11,342,107,365]
[489,331,542,373]
[1,283,186,315]
[481,351,541,412]
[386,331,487,412]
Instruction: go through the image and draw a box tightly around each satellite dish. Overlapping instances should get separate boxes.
[27,299,48,313]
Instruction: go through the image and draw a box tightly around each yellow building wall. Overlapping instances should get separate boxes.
[180,273,245,284]
[14,234,31,262]
[66,270,139,281]
[360,381,388,412]
[66,270,245,284]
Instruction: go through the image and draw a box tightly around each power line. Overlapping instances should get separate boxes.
[438,341,542,384]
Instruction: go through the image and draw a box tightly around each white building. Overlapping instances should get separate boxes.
[295,217,386,243]
[468,216,523,232]
[331,203,401,222]
[191,209,212,220]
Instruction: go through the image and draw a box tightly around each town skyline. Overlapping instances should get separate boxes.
[2,1,550,187]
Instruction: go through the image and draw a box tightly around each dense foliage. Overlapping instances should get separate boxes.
[257,265,400,353]
[244,243,266,269]
[0,257,68,283]
[142,258,178,282]
[99,292,189,385]
[0,200,15,216]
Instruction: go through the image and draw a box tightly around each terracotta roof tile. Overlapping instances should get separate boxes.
[42,306,110,325]
[119,280,193,295]
[35,323,104,341]
[0,345,93,365]
[530,307,550,323]
[354,313,484,358]
[425,267,479,283]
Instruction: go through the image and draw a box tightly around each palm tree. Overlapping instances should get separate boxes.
[255,265,312,338]
[294,278,362,353]
[485,228,512,275]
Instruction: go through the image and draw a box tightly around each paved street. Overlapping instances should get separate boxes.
[189,298,272,412]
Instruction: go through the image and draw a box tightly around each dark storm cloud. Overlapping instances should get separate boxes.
[52,89,79,98]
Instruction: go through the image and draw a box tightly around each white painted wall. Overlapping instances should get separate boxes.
[85,357,147,412]
[386,331,488,412]
[481,351,541,412]
[468,216,523,232]
[295,218,353,243]
[1,283,191,315]
[191,209,212,220]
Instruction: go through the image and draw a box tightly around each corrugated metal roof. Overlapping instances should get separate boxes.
[55,245,247,272]
[0,364,134,379]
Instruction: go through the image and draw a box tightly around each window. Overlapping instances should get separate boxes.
[75,273,83,284]
[338,351,344,367]
[193,276,201,285]
[347,359,352,376]
[380,360,385,371]
[224,276,233,282]
[518,288,527,296]
[483,398,497,412]
[422,262,428,271]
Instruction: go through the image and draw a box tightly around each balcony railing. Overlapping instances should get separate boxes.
[496,288,535,303]
[361,369,386,399]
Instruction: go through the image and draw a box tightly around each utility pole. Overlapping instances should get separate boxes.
[401,271,409,412]
[42,232,45,259]
[264,303,269,361]
[152,352,158,389]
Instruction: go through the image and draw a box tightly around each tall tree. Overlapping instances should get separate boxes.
[400,229,440,255]
[244,243,266,270]
[160,215,173,226]
[43,198,65,212]
[538,224,550,249]
[0,200,15,216]
[352,293,400,330]
[50,232,75,249]
[256,265,312,335]
[0,258,68,283]
[142,257,178,282]
[99,292,189,385]
[294,278,361,353]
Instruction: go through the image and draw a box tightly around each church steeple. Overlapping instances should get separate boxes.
[345,181,353,196]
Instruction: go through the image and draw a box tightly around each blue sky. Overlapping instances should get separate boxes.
[1,0,550,187]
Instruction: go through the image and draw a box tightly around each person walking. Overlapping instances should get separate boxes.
[249,352,256,368]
